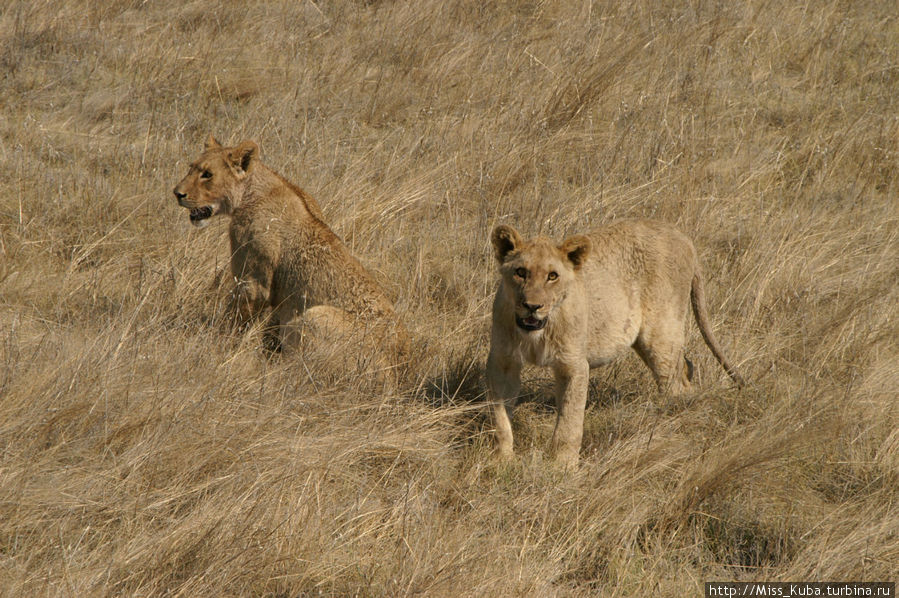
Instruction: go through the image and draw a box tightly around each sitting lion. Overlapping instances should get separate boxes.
[173,135,407,379]
[486,219,744,467]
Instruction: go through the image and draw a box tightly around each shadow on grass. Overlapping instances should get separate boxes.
[418,349,485,408]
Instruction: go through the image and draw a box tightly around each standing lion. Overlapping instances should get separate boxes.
[486,219,744,467]
[173,136,407,379]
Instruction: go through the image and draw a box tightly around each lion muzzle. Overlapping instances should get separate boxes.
[515,314,547,332]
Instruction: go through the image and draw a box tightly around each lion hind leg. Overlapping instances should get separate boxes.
[633,325,692,395]
[280,305,392,384]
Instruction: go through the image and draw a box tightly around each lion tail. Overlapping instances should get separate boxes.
[690,271,745,388]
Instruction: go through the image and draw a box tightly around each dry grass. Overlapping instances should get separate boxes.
[1,0,897,595]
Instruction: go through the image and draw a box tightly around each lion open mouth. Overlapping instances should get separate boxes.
[189,206,214,224]
[516,315,547,332]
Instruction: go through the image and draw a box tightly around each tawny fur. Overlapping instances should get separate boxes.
[173,136,407,378]
[486,219,744,468]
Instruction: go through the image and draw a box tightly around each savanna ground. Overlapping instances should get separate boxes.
[1,1,897,595]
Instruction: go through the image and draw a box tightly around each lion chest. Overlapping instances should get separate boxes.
[514,324,585,368]
[229,211,322,307]
[514,330,553,367]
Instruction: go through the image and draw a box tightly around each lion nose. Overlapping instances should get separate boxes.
[522,301,543,313]
[174,189,186,204]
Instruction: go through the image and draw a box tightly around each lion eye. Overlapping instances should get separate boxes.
[514,267,528,279]
[200,170,212,180]
[547,271,558,281]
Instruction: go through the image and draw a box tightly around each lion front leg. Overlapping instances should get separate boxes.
[550,359,590,468]
[222,257,278,348]
[229,236,275,328]
[486,349,522,461]
[231,277,270,326]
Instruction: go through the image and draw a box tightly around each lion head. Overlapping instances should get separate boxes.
[173,135,259,227]
[491,224,591,333]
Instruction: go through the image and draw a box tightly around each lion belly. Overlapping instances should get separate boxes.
[582,270,642,368]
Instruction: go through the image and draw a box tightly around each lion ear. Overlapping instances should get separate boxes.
[228,140,259,174]
[559,235,591,269]
[205,134,223,151]
[491,225,522,263]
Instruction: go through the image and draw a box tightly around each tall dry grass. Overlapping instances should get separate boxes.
[1,0,897,595]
